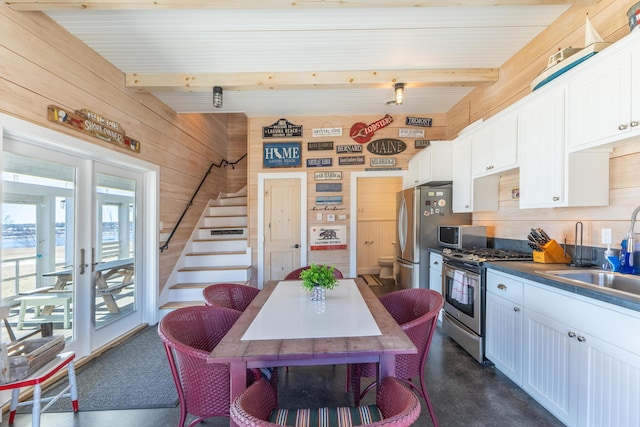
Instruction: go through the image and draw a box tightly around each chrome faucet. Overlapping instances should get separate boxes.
[626,205,640,270]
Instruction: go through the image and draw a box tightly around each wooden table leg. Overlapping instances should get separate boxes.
[229,361,247,427]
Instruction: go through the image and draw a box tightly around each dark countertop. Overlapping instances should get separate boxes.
[485,261,640,313]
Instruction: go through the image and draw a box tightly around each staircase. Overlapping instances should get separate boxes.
[159,188,251,314]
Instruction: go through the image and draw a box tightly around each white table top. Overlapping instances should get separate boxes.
[241,279,382,341]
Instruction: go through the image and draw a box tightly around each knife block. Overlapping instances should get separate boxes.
[532,239,572,264]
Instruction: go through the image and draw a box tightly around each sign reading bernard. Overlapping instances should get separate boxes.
[366,138,406,156]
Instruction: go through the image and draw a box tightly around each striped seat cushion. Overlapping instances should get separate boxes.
[268,405,383,426]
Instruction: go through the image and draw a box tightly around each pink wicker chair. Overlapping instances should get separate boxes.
[231,376,420,427]
[284,265,344,280]
[348,289,443,427]
[203,283,260,312]
[158,306,276,427]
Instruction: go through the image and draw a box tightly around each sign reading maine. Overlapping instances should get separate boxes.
[263,118,302,138]
[405,116,433,127]
[263,142,301,168]
[366,138,406,156]
[308,141,333,151]
[336,144,362,153]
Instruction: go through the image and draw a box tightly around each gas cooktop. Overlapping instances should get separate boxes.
[442,247,533,264]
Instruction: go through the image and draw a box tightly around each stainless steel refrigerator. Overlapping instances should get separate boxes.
[395,184,471,289]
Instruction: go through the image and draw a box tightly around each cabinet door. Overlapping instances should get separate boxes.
[577,333,640,427]
[519,87,566,208]
[486,292,523,385]
[452,137,472,212]
[471,126,492,176]
[567,50,632,150]
[491,111,518,172]
[406,155,421,188]
[523,309,579,427]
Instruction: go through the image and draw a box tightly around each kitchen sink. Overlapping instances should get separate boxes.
[538,269,640,296]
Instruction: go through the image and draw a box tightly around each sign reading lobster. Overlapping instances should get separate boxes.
[349,114,393,143]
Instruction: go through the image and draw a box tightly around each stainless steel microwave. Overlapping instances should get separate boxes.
[438,225,487,249]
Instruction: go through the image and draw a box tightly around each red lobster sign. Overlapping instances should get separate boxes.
[349,114,393,143]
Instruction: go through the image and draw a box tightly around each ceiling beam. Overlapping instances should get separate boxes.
[6,0,598,12]
[125,69,499,93]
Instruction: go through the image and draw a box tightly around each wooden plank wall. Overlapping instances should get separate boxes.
[247,115,444,282]
[0,5,246,290]
[447,0,640,257]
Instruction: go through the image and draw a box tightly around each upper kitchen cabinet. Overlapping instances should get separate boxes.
[471,110,518,178]
[567,30,640,151]
[405,141,453,188]
[452,135,498,213]
[519,85,609,209]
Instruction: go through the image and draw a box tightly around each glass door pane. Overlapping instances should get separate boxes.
[2,151,75,341]
[93,172,136,329]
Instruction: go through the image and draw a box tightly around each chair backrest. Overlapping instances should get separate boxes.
[284,265,344,280]
[379,289,444,380]
[203,283,260,312]
[231,377,420,427]
[158,305,242,419]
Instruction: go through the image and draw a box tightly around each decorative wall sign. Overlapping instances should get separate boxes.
[263,142,301,168]
[338,156,365,166]
[306,158,333,167]
[366,138,406,156]
[405,116,433,127]
[312,127,342,137]
[310,225,347,250]
[316,196,343,205]
[314,171,342,181]
[415,140,431,148]
[399,128,425,138]
[262,118,303,138]
[370,157,396,167]
[336,145,362,153]
[349,114,393,143]
[365,167,401,171]
[316,183,342,192]
[308,141,334,151]
[47,105,140,152]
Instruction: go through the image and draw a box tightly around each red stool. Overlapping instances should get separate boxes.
[0,351,78,426]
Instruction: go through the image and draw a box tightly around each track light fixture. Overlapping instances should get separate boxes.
[213,86,223,108]
[394,83,404,105]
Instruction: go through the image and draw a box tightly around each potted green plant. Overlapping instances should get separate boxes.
[299,263,339,301]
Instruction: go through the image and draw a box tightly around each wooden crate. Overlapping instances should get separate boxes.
[3,335,65,383]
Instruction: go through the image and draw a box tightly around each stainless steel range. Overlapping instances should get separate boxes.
[441,247,532,363]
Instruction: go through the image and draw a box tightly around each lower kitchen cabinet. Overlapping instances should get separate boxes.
[485,270,523,386]
[428,252,443,322]
[485,268,640,427]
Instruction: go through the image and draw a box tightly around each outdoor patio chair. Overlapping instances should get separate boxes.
[284,265,344,280]
[347,288,443,427]
[231,376,420,427]
[202,283,260,312]
[158,305,277,427]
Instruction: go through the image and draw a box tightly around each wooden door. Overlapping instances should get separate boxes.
[264,178,302,282]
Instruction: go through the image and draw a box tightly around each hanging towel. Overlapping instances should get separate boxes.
[452,270,466,304]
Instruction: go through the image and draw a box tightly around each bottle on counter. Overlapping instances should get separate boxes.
[603,246,619,272]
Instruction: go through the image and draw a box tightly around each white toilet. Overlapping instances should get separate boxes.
[378,256,395,279]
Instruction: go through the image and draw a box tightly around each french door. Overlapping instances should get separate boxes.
[1,126,150,356]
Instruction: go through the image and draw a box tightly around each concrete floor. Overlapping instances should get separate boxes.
[2,281,563,427]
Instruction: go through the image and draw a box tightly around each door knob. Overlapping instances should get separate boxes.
[292,244,300,248]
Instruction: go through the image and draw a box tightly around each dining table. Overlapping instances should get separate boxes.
[208,277,416,426]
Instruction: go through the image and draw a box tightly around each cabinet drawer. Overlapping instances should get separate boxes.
[429,253,443,270]
[486,270,523,305]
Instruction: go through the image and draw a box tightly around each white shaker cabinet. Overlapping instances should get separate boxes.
[405,141,453,188]
[452,135,499,213]
[428,253,443,322]
[518,85,609,209]
[485,270,523,386]
[566,31,640,151]
[471,111,518,178]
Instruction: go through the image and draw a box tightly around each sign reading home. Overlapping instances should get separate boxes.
[312,127,342,137]
[336,144,362,154]
[370,157,396,167]
[338,156,365,166]
[367,138,406,156]
[262,118,303,138]
[349,114,393,143]
[47,105,140,153]
[316,183,342,192]
[405,116,433,127]
[307,158,332,167]
[310,225,347,250]
[399,128,425,138]
[308,141,333,151]
[314,171,342,181]
[263,142,301,168]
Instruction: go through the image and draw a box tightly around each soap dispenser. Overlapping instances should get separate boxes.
[603,244,619,272]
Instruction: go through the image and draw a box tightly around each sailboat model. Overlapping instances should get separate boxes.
[531,15,611,91]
